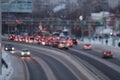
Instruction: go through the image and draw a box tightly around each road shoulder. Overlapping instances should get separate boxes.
[2,50,26,80]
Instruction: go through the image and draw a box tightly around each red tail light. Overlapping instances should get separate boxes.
[110,52,112,54]
[76,39,78,42]
[103,52,106,54]
[84,45,87,48]
[63,41,66,44]
[89,45,92,48]
[70,41,73,44]
[54,42,57,44]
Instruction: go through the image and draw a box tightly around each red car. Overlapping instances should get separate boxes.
[83,44,92,50]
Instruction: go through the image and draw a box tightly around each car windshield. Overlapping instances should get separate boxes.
[5,44,13,47]
[22,49,29,52]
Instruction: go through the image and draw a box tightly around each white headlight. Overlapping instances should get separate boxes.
[27,52,30,55]
[21,52,24,55]
[6,48,8,50]
[12,47,14,50]
[42,42,45,45]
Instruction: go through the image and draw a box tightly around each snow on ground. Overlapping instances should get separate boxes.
[2,50,14,80]
[79,37,120,59]
[1,36,119,80]
[80,37,120,48]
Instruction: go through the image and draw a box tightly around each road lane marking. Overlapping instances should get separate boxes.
[73,55,110,80]
[32,55,57,80]
[71,48,120,74]
[27,46,101,80]
[4,41,107,80]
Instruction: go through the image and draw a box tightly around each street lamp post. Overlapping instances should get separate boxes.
[79,16,84,41]
[0,1,2,74]
[88,20,92,42]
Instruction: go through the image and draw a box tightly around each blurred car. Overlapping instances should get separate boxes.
[19,36,24,42]
[83,44,92,50]
[58,38,69,49]
[34,36,41,43]
[4,44,15,51]
[9,35,16,40]
[51,40,60,47]
[67,39,73,47]
[102,51,113,58]
[14,36,19,41]
[40,38,49,46]
[70,35,78,45]
[71,38,78,45]
[29,36,34,43]
[21,49,31,57]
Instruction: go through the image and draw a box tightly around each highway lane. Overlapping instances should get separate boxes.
[8,43,79,80]
[2,44,47,80]
[31,51,78,80]
[84,50,120,66]
[73,44,120,67]
[3,41,120,80]
[22,58,47,80]
[32,42,120,80]
[44,44,120,80]
[67,49,120,80]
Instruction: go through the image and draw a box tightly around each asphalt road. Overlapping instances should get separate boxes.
[68,45,120,80]
[8,43,79,80]
[2,40,120,80]
[23,58,47,80]
[67,49,120,80]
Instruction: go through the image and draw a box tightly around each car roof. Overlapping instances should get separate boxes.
[84,43,91,45]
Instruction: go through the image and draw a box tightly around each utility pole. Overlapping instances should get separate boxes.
[79,16,84,40]
[0,1,2,75]
[88,20,92,42]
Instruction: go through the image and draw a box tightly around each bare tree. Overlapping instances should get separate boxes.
[110,4,120,14]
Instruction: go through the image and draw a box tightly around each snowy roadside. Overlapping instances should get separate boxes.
[1,49,26,80]
[79,37,120,48]
[78,37,120,58]
[2,50,14,80]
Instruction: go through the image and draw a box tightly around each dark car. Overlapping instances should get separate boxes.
[70,36,78,45]
[102,51,113,58]
[72,38,78,45]
[4,44,15,51]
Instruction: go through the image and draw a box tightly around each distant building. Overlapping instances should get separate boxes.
[1,0,32,13]
[108,0,120,9]
[95,0,109,11]
[96,0,120,9]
